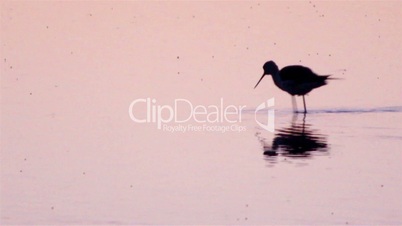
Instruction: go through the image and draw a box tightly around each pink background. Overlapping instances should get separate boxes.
[1,2,402,224]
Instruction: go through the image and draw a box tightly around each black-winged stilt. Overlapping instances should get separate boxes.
[254,61,332,113]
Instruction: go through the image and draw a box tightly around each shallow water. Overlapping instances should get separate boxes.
[2,1,402,225]
[2,107,401,225]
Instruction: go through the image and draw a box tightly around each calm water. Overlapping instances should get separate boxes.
[2,107,402,225]
[2,1,402,225]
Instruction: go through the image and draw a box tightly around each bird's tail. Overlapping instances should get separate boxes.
[319,75,341,86]
[323,75,343,80]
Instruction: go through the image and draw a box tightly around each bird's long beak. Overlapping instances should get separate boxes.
[254,74,265,89]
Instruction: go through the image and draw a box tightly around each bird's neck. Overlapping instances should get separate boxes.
[270,71,283,88]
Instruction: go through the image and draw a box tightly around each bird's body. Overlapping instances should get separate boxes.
[272,65,329,96]
[254,61,332,113]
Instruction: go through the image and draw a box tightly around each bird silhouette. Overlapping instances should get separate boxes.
[254,61,332,113]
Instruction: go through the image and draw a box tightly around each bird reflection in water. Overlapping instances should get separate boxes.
[257,114,329,163]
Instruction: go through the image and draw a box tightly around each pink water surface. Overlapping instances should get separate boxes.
[1,2,402,225]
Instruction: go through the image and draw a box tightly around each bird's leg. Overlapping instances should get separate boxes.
[291,96,297,113]
[303,95,307,113]
[302,112,306,133]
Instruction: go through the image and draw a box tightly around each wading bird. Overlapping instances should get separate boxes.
[254,61,332,113]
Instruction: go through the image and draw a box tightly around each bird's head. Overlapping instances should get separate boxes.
[254,61,278,89]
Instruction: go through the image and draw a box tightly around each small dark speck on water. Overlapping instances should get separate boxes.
[20,170,22,173]
[381,184,384,187]
[177,56,180,59]
[83,172,86,175]
[4,58,6,62]
[89,13,92,17]
[51,206,54,210]
[29,93,32,95]
[130,185,133,188]
[46,26,49,29]
[10,66,12,69]
[177,72,180,75]
[245,217,248,221]
[273,42,276,45]
[201,78,203,82]
[329,54,332,56]
[331,212,334,215]
[24,158,27,161]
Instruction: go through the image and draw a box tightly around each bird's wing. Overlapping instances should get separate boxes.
[280,65,319,82]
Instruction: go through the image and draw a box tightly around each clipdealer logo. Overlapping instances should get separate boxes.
[128,98,274,133]
[254,98,275,132]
